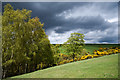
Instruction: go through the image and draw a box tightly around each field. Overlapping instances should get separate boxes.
[9,54,118,78]
[59,44,119,55]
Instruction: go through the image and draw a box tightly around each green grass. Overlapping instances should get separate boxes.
[59,46,68,54]
[85,44,118,54]
[10,54,118,78]
[59,44,118,54]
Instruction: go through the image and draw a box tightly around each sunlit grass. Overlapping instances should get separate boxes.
[10,54,118,78]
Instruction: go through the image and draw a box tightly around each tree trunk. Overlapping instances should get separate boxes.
[35,64,37,71]
[73,53,75,62]
[2,69,6,78]
[25,63,27,73]
[11,52,13,59]
[19,64,21,74]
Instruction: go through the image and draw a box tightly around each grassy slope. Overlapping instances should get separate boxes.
[10,54,118,78]
[59,44,118,54]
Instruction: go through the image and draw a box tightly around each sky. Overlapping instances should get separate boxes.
[2,2,119,44]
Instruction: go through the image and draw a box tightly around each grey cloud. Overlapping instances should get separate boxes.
[2,2,118,43]
[98,35,118,43]
[2,2,117,30]
[55,15,115,33]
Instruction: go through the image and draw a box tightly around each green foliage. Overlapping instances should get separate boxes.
[64,33,85,61]
[51,44,60,55]
[51,44,60,64]
[2,4,54,78]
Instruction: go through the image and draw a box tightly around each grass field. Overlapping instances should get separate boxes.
[85,44,118,54]
[59,44,118,54]
[10,54,118,78]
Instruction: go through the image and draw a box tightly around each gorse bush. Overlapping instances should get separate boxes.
[2,4,54,78]
[56,46,120,65]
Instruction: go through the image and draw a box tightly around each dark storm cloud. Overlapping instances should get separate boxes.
[2,2,117,30]
[2,2,118,43]
[2,2,90,29]
[98,36,118,43]
[55,15,114,33]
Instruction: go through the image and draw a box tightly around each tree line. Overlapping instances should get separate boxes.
[2,4,54,78]
[2,4,85,78]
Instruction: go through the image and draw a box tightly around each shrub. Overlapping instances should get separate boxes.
[81,56,85,60]
[87,55,93,59]
[93,54,99,58]
[103,51,108,55]
[94,51,97,55]
[74,58,77,61]
[69,59,74,62]
[118,49,120,53]
[113,50,118,54]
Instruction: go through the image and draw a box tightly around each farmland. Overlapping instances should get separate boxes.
[59,44,119,55]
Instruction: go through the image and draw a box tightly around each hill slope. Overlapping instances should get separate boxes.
[11,54,118,78]
[59,44,118,55]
